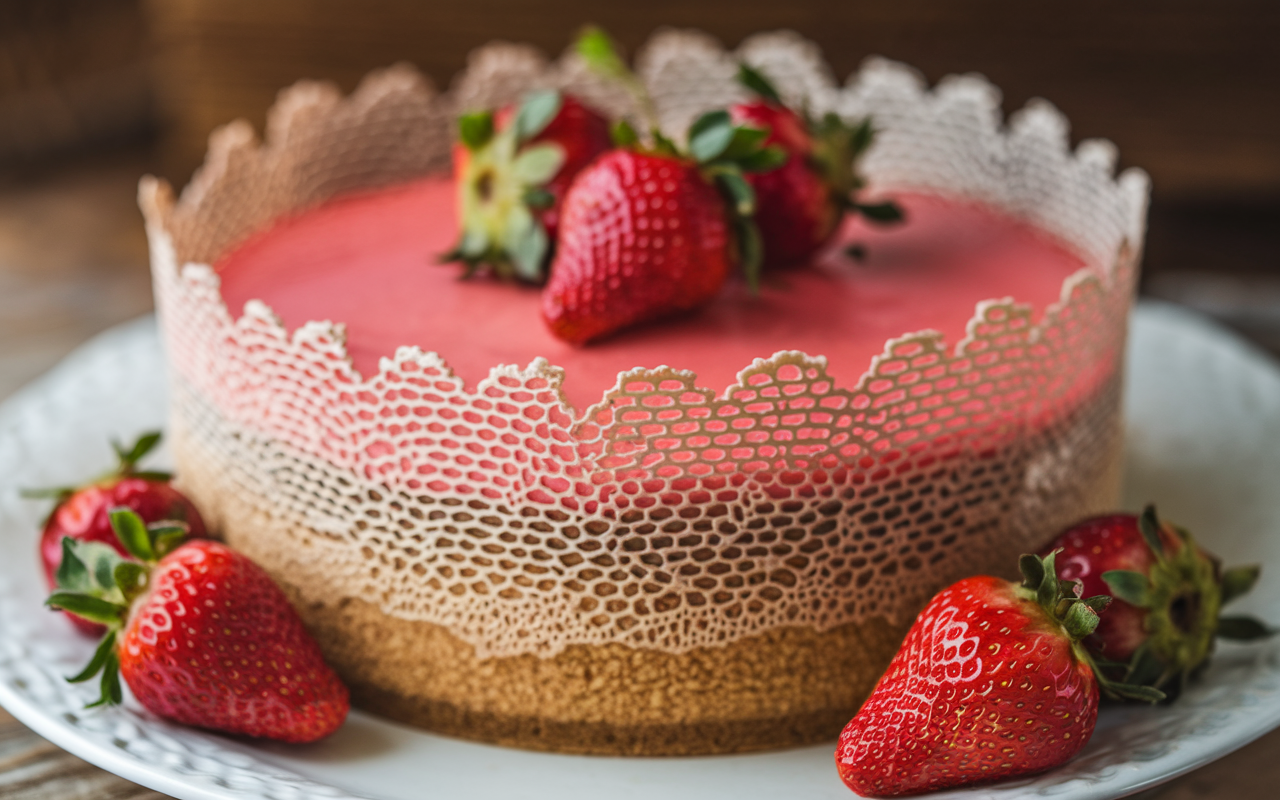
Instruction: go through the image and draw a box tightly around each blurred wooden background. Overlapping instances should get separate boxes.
[3,0,1279,201]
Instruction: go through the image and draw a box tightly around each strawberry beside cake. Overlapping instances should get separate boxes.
[139,30,1146,754]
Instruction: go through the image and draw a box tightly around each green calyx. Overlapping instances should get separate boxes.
[20,431,171,510]
[1017,551,1165,704]
[606,110,785,293]
[1102,505,1272,699]
[1018,551,1106,640]
[578,27,785,293]
[686,109,786,292]
[445,90,568,283]
[809,112,902,225]
[45,507,189,708]
[735,62,904,229]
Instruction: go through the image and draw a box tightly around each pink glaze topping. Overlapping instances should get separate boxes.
[216,177,1089,412]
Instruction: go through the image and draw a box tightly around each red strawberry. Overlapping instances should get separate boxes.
[835,552,1160,797]
[733,63,902,269]
[1042,506,1271,699]
[541,107,786,345]
[447,90,611,281]
[542,149,730,344]
[47,508,348,743]
[25,431,206,636]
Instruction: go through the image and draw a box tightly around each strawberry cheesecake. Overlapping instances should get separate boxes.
[140,30,1146,754]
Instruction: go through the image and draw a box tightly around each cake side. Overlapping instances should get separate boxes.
[142,29,1146,754]
[167,367,1124,754]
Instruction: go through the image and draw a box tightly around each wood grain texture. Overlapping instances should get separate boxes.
[0,0,154,164]
[145,0,1280,199]
[0,708,169,799]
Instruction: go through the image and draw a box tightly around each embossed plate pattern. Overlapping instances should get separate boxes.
[2,301,1280,800]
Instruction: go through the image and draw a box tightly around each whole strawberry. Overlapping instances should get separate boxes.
[47,508,348,743]
[732,63,902,268]
[447,90,611,281]
[1042,505,1271,699]
[24,431,206,636]
[541,111,784,345]
[835,552,1160,797]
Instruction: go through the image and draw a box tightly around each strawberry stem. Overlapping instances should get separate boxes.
[110,507,155,561]
[575,25,659,131]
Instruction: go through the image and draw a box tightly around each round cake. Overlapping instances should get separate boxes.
[139,30,1147,755]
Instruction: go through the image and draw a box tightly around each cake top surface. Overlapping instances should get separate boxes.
[216,179,1087,412]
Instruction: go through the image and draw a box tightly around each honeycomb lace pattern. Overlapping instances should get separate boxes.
[140,30,1147,660]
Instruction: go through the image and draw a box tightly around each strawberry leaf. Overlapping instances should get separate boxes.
[458,111,495,151]
[1019,553,1046,589]
[856,201,905,224]
[1103,682,1166,704]
[738,145,787,173]
[90,546,120,591]
[514,90,562,143]
[55,537,92,592]
[689,111,735,163]
[67,631,116,683]
[611,119,639,148]
[737,62,783,105]
[115,431,162,470]
[651,130,680,158]
[110,507,155,562]
[457,228,490,260]
[1139,504,1166,558]
[86,650,123,708]
[720,126,769,161]
[1123,642,1166,686]
[129,470,174,482]
[46,592,126,625]
[1221,564,1262,605]
[575,25,629,82]
[1037,550,1061,610]
[1217,616,1275,640]
[512,143,566,185]
[714,170,757,217]
[19,485,76,500]
[510,218,550,283]
[1103,569,1153,608]
[575,26,659,130]
[849,118,875,157]
[56,539,126,597]
[523,187,555,209]
[1080,594,1112,614]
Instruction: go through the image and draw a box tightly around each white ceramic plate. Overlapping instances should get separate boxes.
[3,301,1280,800]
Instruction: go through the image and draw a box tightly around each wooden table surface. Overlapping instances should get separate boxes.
[1,150,1279,799]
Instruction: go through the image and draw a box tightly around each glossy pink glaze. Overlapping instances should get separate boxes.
[216,177,1089,413]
